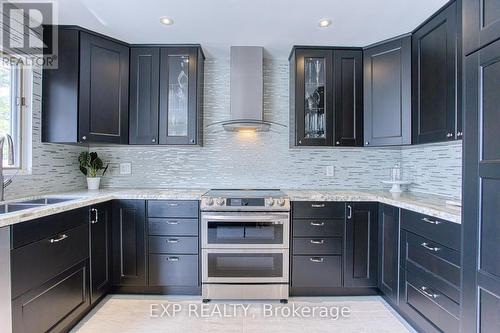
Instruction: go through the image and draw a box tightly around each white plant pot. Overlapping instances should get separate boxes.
[86,177,101,190]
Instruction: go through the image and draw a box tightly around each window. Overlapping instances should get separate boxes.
[0,53,30,173]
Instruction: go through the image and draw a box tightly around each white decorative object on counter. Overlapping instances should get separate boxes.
[86,177,101,190]
[381,180,412,193]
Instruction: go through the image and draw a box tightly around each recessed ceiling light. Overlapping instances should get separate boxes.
[318,19,331,28]
[160,17,174,26]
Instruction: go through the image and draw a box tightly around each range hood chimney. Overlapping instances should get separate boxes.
[221,46,271,132]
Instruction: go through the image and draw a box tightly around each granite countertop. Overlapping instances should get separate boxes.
[0,188,461,228]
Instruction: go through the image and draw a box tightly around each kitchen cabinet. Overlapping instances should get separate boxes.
[112,200,147,287]
[462,36,500,333]
[42,26,129,144]
[89,202,112,304]
[344,203,378,287]
[129,46,204,145]
[129,47,160,145]
[289,47,363,147]
[363,36,411,146]
[463,0,500,55]
[378,204,400,303]
[412,1,462,144]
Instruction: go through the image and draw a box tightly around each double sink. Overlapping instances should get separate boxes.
[0,197,80,214]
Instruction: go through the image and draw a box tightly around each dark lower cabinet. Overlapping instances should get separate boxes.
[12,260,90,333]
[378,204,399,303]
[412,1,461,144]
[462,35,500,333]
[89,203,112,304]
[344,203,378,287]
[112,200,147,286]
[463,0,500,55]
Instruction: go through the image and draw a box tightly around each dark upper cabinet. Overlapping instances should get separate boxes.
[333,50,363,147]
[42,26,129,144]
[89,202,112,304]
[464,0,500,55]
[378,204,400,303]
[412,2,462,144]
[344,203,378,287]
[462,37,500,333]
[112,200,147,286]
[363,36,411,146]
[159,47,204,145]
[289,47,362,147]
[129,47,160,145]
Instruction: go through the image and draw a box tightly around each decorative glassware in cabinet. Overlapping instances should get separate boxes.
[168,55,190,136]
[304,57,326,139]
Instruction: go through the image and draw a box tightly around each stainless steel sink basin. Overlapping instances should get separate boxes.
[0,203,45,213]
[0,197,82,214]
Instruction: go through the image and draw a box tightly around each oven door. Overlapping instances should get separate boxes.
[202,249,289,283]
[201,212,290,249]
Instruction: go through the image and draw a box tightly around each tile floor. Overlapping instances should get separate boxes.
[71,295,416,333]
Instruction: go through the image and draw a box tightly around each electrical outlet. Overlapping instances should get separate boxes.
[120,163,132,175]
[326,165,335,177]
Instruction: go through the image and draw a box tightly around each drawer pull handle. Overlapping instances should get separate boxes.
[420,286,439,299]
[310,239,325,244]
[167,203,179,207]
[310,257,324,263]
[166,239,179,243]
[311,203,325,208]
[421,242,440,252]
[49,234,68,243]
[166,221,179,225]
[421,217,441,225]
[167,257,179,262]
[310,222,325,227]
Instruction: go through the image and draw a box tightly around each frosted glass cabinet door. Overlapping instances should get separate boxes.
[159,47,199,145]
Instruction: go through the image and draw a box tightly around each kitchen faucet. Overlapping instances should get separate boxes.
[0,133,15,201]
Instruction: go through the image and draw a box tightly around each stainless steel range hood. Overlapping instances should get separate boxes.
[221,46,272,132]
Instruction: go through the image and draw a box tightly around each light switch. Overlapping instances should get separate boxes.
[326,165,335,177]
[120,163,132,175]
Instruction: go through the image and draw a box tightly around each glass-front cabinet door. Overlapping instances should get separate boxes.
[159,47,200,145]
[293,49,333,146]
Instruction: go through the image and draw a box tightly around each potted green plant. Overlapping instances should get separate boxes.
[78,151,108,190]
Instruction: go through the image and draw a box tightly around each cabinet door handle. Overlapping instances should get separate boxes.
[166,221,179,225]
[90,208,98,224]
[166,238,179,243]
[311,203,325,208]
[420,286,439,299]
[421,242,440,252]
[310,222,325,227]
[347,205,353,219]
[421,217,441,225]
[49,234,68,243]
[310,239,324,244]
[310,257,324,263]
[167,257,179,262]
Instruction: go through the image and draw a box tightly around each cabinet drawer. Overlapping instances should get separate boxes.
[292,202,345,219]
[148,218,199,236]
[293,218,344,237]
[404,232,460,287]
[149,236,198,254]
[11,223,89,299]
[293,238,342,255]
[401,210,460,251]
[292,255,342,288]
[11,208,88,249]
[148,254,199,286]
[404,280,459,333]
[148,201,198,218]
[12,260,90,333]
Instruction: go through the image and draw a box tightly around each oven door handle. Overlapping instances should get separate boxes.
[203,215,288,224]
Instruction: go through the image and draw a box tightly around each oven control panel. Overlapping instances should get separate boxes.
[200,196,290,211]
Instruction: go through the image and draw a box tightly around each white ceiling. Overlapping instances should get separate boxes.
[56,0,448,58]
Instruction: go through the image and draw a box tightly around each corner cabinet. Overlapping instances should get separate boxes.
[129,46,204,146]
[363,36,411,146]
[412,1,462,144]
[289,47,363,147]
[42,26,129,144]
[463,0,500,55]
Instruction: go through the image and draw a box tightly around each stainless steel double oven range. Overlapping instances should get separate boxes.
[200,189,290,302]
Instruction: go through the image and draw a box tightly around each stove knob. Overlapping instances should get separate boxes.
[205,197,214,206]
[266,198,275,206]
[216,197,225,206]
[277,198,286,206]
